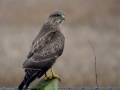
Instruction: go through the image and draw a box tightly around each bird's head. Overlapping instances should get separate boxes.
[48,10,65,25]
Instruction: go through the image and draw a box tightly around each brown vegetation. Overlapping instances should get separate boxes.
[0,0,120,87]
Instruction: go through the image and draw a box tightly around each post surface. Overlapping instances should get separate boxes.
[31,78,58,90]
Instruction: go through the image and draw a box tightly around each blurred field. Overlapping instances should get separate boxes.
[0,0,120,87]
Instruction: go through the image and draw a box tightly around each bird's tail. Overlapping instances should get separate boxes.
[18,69,45,90]
[18,80,26,90]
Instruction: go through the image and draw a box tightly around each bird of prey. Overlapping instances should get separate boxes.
[18,10,65,90]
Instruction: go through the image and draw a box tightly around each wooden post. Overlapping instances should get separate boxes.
[31,78,58,90]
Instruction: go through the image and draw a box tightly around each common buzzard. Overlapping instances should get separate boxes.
[18,10,65,90]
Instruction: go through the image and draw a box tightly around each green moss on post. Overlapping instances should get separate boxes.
[31,78,58,90]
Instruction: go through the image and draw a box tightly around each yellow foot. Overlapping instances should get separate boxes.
[44,73,52,81]
[52,74,61,82]
[44,68,61,82]
[44,74,61,82]
[51,67,61,82]
[52,74,59,78]
[44,76,52,80]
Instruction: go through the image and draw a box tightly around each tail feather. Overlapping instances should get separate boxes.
[18,80,25,90]
[24,71,44,89]
[18,69,43,90]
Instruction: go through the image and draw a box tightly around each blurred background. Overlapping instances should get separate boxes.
[0,0,120,87]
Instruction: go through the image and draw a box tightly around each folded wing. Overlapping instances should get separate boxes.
[23,31,65,70]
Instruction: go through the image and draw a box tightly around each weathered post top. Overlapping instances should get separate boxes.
[31,78,58,90]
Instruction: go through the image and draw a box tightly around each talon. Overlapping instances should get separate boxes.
[44,68,61,82]
[44,73,51,81]
[48,76,52,79]
[44,77,48,81]
[58,78,61,82]
[50,67,61,82]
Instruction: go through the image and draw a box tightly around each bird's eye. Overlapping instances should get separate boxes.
[54,14,60,17]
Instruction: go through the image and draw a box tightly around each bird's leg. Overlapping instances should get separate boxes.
[44,72,52,80]
[44,68,61,82]
[50,68,59,78]
[50,67,61,82]
[44,73,49,80]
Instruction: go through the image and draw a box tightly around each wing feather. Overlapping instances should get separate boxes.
[23,31,65,69]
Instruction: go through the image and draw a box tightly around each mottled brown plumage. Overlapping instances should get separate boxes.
[19,10,65,90]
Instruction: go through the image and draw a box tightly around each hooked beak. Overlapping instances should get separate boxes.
[61,15,65,21]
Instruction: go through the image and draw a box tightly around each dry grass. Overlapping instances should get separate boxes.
[0,0,120,87]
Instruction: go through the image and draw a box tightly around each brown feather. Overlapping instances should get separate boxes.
[19,10,65,90]
[23,21,65,70]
